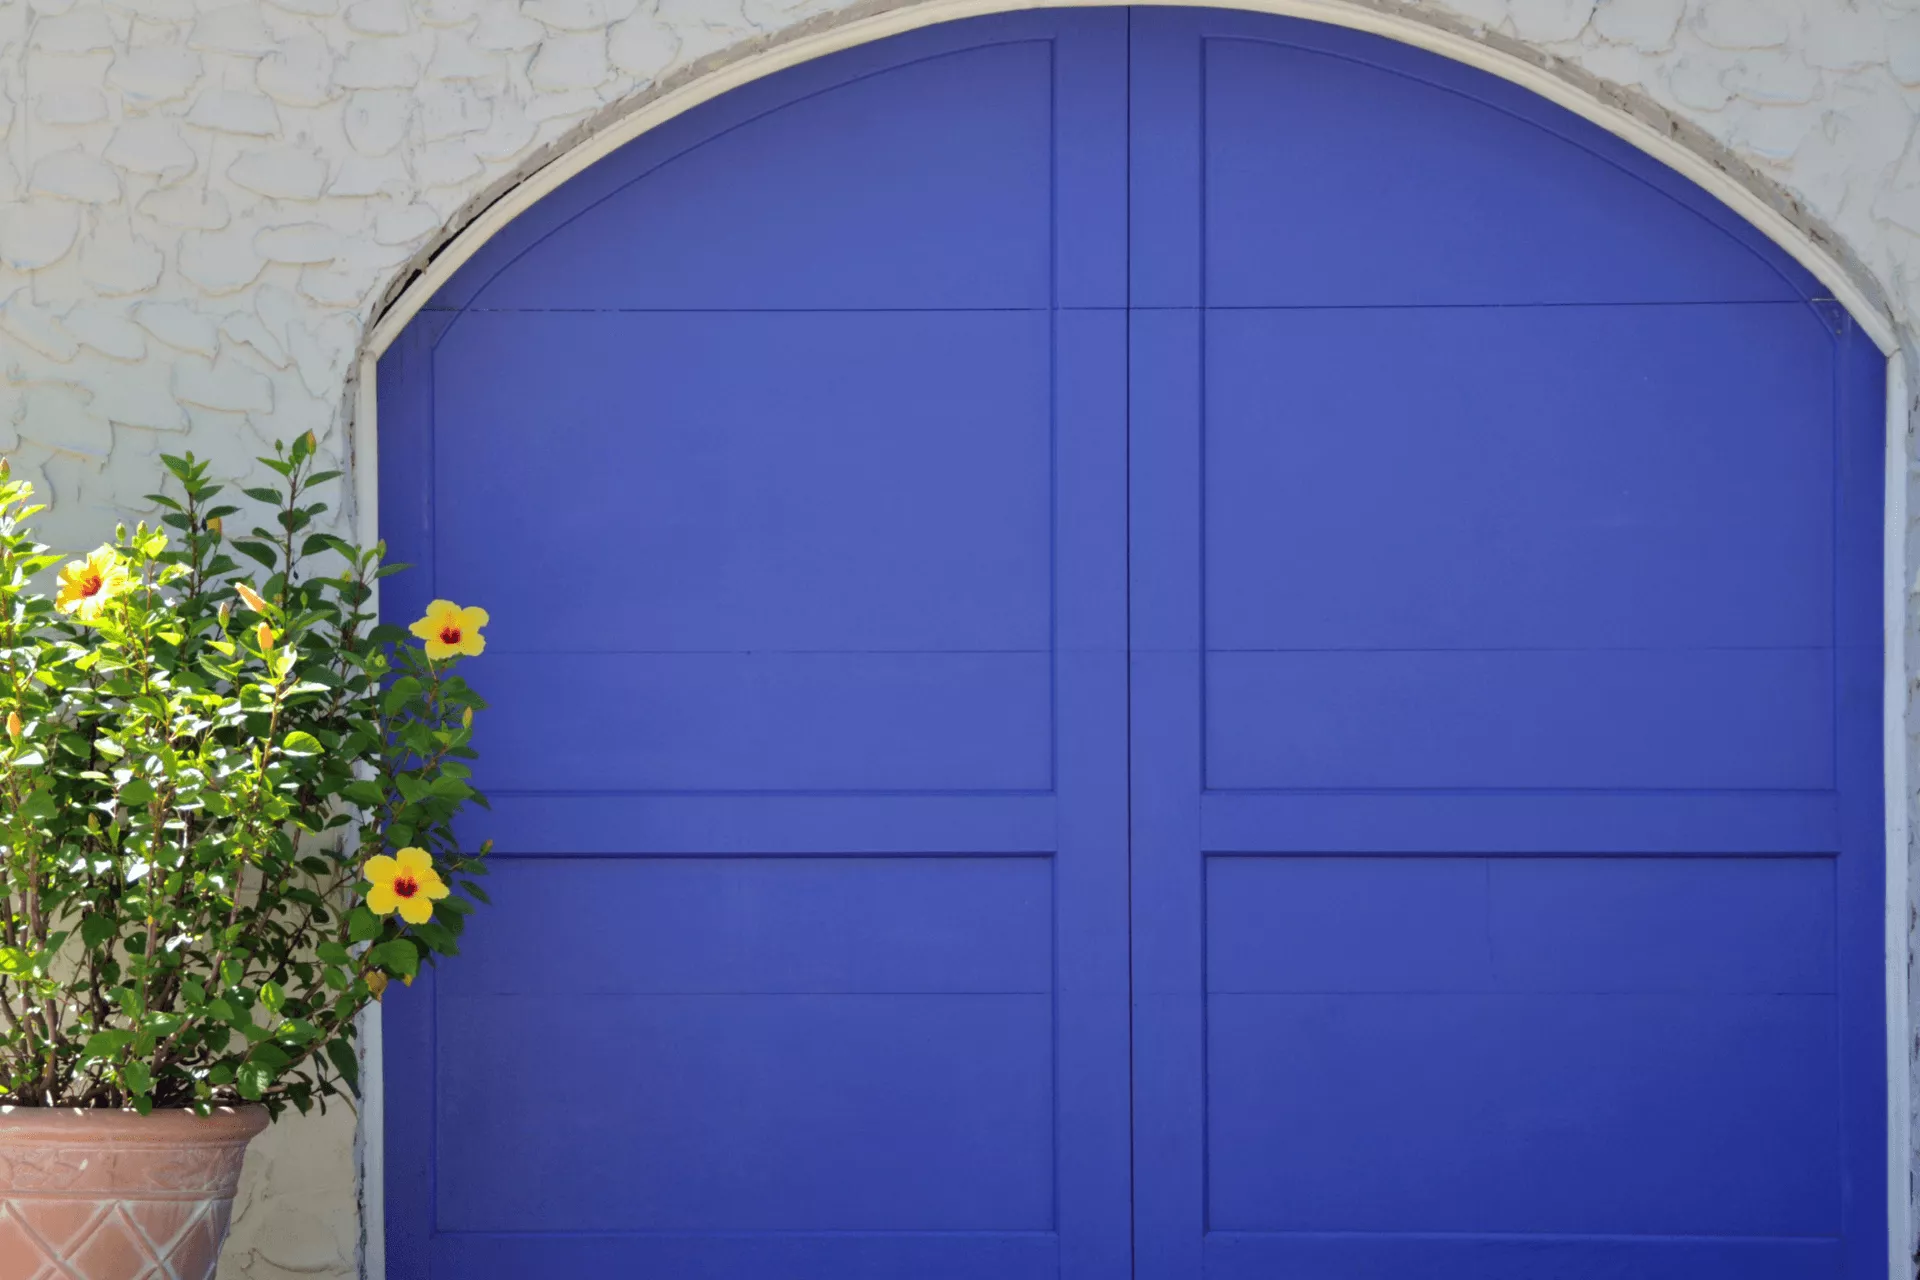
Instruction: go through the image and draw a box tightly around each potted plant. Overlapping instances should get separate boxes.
[0,436,490,1278]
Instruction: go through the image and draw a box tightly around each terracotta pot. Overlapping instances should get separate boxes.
[0,1104,267,1280]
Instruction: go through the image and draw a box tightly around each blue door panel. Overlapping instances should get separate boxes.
[429,12,1126,312]
[386,9,1886,1280]
[431,311,1054,656]
[1127,9,1880,1280]
[1203,306,1837,652]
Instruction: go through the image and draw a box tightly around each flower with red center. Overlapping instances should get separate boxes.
[54,547,130,623]
[409,599,488,660]
[363,847,449,926]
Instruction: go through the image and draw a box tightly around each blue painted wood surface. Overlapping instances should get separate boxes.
[382,8,1885,1278]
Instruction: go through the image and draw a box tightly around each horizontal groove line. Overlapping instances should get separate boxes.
[1203,1229,1840,1244]
[1206,988,1836,998]
[1203,787,1835,797]
[487,789,1054,799]
[448,989,1052,997]
[433,1229,1060,1240]
[431,299,1819,314]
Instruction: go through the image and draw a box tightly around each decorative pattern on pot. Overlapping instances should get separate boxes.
[0,1105,267,1280]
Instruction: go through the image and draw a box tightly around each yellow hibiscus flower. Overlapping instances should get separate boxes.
[409,600,488,660]
[54,547,129,623]
[363,847,450,926]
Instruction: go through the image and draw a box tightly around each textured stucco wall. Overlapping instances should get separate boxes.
[2,0,1919,1274]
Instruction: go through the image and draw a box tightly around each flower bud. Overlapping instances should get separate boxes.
[206,516,222,536]
[256,622,274,653]
[5,711,21,742]
[0,458,10,480]
[303,430,318,453]
[236,583,268,613]
[462,707,473,729]
[217,601,231,628]
[366,970,388,1001]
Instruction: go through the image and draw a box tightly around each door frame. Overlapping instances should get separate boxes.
[351,6,1913,1277]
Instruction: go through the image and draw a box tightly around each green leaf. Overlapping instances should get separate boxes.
[236,1061,270,1100]
[80,914,117,949]
[316,941,352,965]
[259,980,285,1012]
[82,1029,133,1060]
[119,778,154,806]
[368,939,418,979]
[123,1061,152,1096]
[326,1037,360,1095]
[281,730,322,757]
[240,486,282,505]
[347,907,382,944]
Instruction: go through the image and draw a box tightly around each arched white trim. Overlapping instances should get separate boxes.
[362,0,1897,360]
[353,8,1915,1279]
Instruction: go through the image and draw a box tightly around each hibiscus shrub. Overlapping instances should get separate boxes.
[0,435,491,1115]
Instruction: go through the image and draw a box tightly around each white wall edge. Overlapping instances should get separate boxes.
[1888,350,1912,1280]
[353,352,388,1280]
[352,8,1913,1277]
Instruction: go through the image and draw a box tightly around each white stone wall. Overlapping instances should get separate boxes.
[2,0,1919,1274]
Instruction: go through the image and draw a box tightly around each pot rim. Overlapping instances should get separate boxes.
[0,1104,269,1144]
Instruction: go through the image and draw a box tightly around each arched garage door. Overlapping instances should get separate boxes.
[378,10,1887,1278]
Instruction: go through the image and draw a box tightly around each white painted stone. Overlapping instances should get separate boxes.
[326,151,412,198]
[343,89,413,156]
[1692,0,1791,50]
[172,352,273,413]
[1727,100,1819,166]
[333,39,419,90]
[412,138,482,188]
[418,0,479,24]
[1723,51,1823,105]
[62,303,146,361]
[103,119,198,180]
[90,368,188,431]
[470,97,537,160]
[188,89,282,136]
[32,8,117,53]
[525,0,638,33]
[108,0,197,21]
[134,299,220,355]
[344,0,409,34]
[419,85,492,141]
[1507,0,1594,44]
[264,0,340,15]
[227,144,328,198]
[17,384,111,458]
[255,221,343,264]
[251,282,301,352]
[137,184,229,230]
[1590,0,1682,52]
[528,31,609,91]
[0,158,20,205]
[188,4,278,56]
[1892,16,1920,88]
[220,310,288,366]
[0,201,81,269]
[79,220,163,293]
[471,7,547,51]
[296,265,365,306]
[426,28,501,81]
[30,149,121,204]
[36,87,110,125]
[177,228,266,294]
[0,290,81,361]
[106,47,202,106]
[1665,53,1735,110]
[1803,6,1888,71]
[608,11,677,80]
[373,202,440,245]
[257,35,338,106]
[655,0,753,65]
[286,313,355,396]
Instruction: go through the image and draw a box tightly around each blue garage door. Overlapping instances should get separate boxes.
[380,10,1886,1279]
